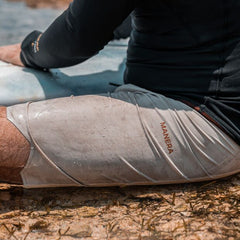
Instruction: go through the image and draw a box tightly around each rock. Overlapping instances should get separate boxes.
[66,224,92,238]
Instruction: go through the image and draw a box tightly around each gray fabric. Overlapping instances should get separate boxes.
[7,85,240,188]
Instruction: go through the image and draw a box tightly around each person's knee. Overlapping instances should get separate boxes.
[0,106,30,184]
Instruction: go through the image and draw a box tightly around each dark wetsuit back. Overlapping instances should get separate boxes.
[20,0,240,144]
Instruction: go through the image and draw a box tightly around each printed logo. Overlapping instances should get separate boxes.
[160,122,174,154]
[32,34,42,53]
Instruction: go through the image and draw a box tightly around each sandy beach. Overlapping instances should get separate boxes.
[0,176,239,240]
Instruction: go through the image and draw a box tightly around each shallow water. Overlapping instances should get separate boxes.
[0,0,61,45]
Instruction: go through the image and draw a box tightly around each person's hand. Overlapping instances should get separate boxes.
[0,43,24,67]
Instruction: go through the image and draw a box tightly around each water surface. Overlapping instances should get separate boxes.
[0,0,61,45]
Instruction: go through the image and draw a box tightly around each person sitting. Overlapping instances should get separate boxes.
[0,0,239,188]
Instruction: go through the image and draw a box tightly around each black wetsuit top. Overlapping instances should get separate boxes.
[20,0,240,145]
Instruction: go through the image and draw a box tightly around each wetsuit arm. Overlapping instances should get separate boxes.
[20,0,135,69]
[113,15,132,40]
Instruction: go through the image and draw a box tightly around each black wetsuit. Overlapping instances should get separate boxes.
[20,0,240,145]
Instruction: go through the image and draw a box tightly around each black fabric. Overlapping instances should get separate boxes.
[21,0,135,68]
[21,0,240,145]
[113,15,132,40]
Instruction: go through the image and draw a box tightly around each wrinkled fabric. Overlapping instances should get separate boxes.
[20,0,240,145]
[7,85,240,188]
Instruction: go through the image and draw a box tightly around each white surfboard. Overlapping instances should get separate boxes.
[0,40,127,106]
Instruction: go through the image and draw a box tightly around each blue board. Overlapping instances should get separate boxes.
[0,40,127,106]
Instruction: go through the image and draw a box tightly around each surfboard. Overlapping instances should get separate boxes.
[0,40,127,106]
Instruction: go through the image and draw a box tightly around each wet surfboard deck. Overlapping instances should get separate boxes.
[0,40,127,106]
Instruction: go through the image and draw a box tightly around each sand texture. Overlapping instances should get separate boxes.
[0,174,239,240]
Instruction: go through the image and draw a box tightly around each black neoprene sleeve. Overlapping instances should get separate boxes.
[20,0,135,69]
